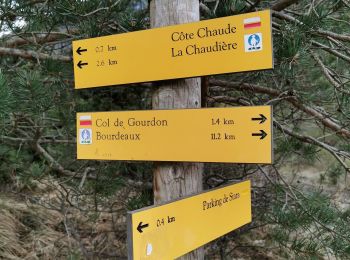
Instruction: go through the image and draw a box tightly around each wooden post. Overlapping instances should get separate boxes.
[150,1,204,259]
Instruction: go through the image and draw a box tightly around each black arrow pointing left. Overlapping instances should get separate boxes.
[77,61,88,69]
[252,130,267,140]
[137,222,149,233]
[76,47,87,55]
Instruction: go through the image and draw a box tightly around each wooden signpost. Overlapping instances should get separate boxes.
[72,6,274,259]
[127,181,251,259]
[76,106,272,163]
[72,10,273,89]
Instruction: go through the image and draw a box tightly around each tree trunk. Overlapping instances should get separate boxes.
[150,1,204,259]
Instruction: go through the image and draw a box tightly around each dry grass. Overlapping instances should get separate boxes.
[0,176,132,259]
[0,195,75,259]
[0,205,26,259]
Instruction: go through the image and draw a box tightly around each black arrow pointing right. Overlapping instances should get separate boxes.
[77,60,88,69]
[137,222,149,233]
[251,114,267,124]
[76,47,87,55]
[252,130,267,140]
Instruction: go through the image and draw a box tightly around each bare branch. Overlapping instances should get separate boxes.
[80,1,121,17]
[274,121,350,173]
[207,95,251,106]
[316,30,350,43]
[34,141,76,176]
[0,46,71,62]
[311,40,350,64]
[272,10,303,24]
[199,3,212,16]
[271,0,299,11]
[310,49,350,95]
[2,32,74,48]
[1,135,75,144]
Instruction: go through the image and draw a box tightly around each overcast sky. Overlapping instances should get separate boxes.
[0,19,26,37]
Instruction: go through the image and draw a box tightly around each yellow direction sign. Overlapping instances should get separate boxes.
[73,10,273,89]
[127,181,251,259]
[76,106,273,163]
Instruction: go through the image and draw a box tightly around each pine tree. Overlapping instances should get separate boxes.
[0,0,349,258]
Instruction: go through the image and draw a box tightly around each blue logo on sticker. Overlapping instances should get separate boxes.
[81,129,90,141]
[248,34,261,50]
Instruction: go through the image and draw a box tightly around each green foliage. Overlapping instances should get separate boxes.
[0,71,14,119]
[275,136,318,164]
[0,146,13,183]
[88,169,124,198]
[268,189,350,259]
[274,22,310,79]
[67,250,82,260]
[0,0,349,259]
[126,189,153,211]
[11,70,54,115]
[215,0,246,17]
[325,164,345,185]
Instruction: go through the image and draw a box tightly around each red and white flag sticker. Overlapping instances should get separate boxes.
[244,17,261,29]
[80,115,92,126]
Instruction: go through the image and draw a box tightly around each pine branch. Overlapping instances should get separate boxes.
[208,93,350,175]
[273,10,350,45]
[266,166,350,244]
[34,141,75,176]
[1,135,90,179]
[209,79,350,139]
[34,141,95,179]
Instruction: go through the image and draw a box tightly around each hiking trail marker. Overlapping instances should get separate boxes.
[76,106,273,163]
[127,180,251,259]
[72,10,273,89]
